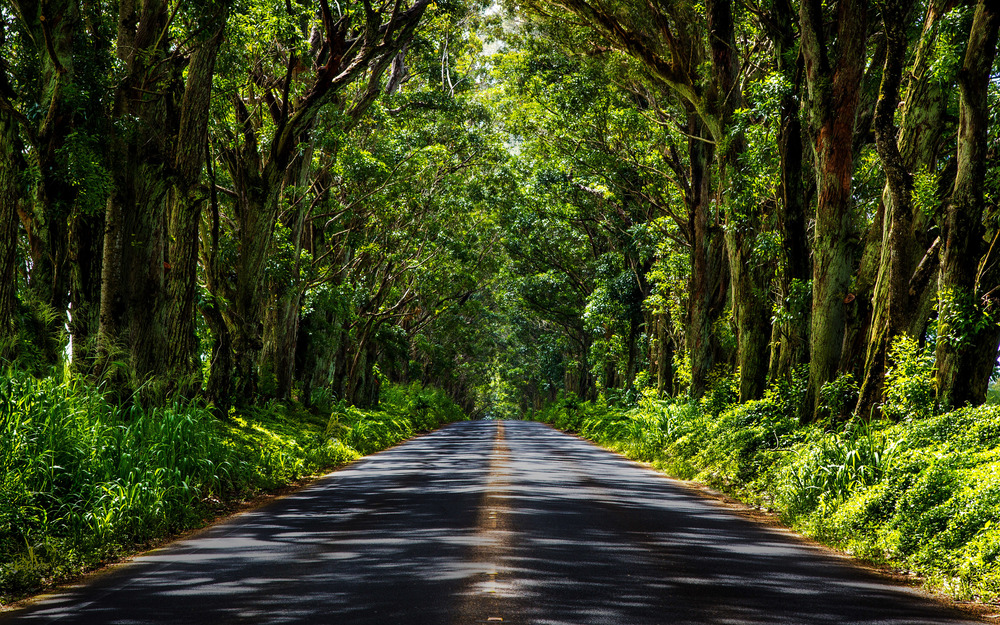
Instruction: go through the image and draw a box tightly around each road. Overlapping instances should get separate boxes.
[1,420,983,624]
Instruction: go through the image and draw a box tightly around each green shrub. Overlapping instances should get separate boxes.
[779,420,900,517]
[818,373,859,420]
[699,373,739,417]
[882,335,936,420]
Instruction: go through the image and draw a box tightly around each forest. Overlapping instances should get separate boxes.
[1,0,998,418]
[2,0,1000,605]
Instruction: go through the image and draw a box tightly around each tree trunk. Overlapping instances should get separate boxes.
[856,0,951,418]
[686,115,726,399]
[166,15,228,395]
[656,312,674,396]
[67,207,103,370]
[0,109,17,349]
[98,0,173,393]
[766,0,810,382]
[935,0,1000,409]
[13,0,80,366]
[262,140,315,401]
[707,0,770,402]
[799,0,870,421]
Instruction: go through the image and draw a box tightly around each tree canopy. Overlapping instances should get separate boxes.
[1,0,999,421]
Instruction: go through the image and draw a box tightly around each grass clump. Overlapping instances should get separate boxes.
[328,383,466,455]
[535,370,1000,601]
[0,372,465,604]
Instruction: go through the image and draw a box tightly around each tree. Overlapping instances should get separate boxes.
[934,0,1000,409]
[798,0,870,421]
[856,0,960,418]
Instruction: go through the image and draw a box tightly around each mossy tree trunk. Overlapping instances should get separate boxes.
[165,11,229,396]
[856,0,953,418]
[0,108,17,349]
[765,0,811,382]
[799,0,870,421]
[685,114,726,399]
[934,0,1000,410]
[709,0,771,402]
[10,0,81,366]
[98,0,173,391]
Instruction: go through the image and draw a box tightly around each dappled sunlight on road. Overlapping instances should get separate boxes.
[6,423,497,624]
[1,421,981,624]
[482,422,971,625]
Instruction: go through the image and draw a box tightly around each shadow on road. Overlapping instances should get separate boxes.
[493,422,978,625]
[1,421,982,624]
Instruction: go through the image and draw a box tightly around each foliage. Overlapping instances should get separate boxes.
[536,379,1000,601]
[0,373,462,603]
[328,383,467,455]
[817,373,859,420]
[881,336,937,421]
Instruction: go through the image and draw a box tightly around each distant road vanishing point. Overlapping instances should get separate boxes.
[1,420,983,624]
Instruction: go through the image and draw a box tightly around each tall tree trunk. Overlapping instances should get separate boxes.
[856,0,952,418]
[166,15,228,395]
[708,0,770,402]
[263,289,305,399]
[799,0,869,421]
[67,207,103,370]
[12,0,81,365]
[262,142,315,401]
[935,0,1000,409]
[98,0,173,393]
[0,109,17,350]
[656,311,674,396]
[686,115,726,399]
[766,0,810,382]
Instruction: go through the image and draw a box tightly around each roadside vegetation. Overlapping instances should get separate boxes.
[534,337,1000,601]
[4,0,1000,612]
[0,376,464,604]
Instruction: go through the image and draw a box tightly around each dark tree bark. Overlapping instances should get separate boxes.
[709,0,771,401]
[6,0,82,365]
[0,109,17,349]
[764,0,810,382]
[856,0,953,418]
[656,311,674,397]
[98,0,173,391]
[686,114,727,399]
[99,1,232,398]
[799,0,870,421]
[935,0,1000,409]
[165,10,229,395]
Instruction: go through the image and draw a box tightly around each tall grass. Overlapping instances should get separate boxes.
[1,372,239,596]
[1,373,465,603]
[536,381,1000,601]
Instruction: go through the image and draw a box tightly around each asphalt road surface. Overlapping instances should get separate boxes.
[1,420,984,624]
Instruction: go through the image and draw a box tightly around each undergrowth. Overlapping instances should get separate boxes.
[0,373,464,603]
[536,356,1000,602]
